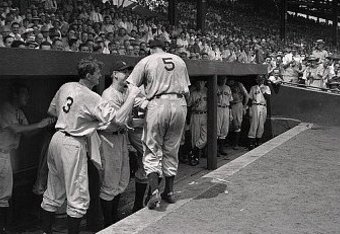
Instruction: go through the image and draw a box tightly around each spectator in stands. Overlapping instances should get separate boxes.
[312,39,328,63]
[40,41,52,50]
[3,35,13,48]
[52,38,64,51]
[305,56,323,88]
[11,40,25,48]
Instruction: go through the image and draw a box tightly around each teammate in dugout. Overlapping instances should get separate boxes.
[126,39,191,209]
[228,79,249,150]
[98,61,136,227]
[248,75,271,150]
[40,57,140,234]
[0,83,55,234]
[216,76,233,157]
[188,80,207,166]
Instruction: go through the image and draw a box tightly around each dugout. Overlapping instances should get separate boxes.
[0,48,267,227]
[0,48,267,174]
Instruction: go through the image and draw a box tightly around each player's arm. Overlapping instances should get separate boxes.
[6,118,55,134]
[96,85,140,127]
[47,89,59,117]
[126,58,148,87]
[239,82,250,106]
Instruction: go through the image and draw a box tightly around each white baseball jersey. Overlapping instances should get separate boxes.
[49,82,117,136]
[188,87,207,112]
[249,84,271,105]
[0,102,28,151]
[217,85,233,106]
[127,51,191,99]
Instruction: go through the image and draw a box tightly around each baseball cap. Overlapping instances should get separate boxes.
[112,61,133,71]
[149,39,164,49]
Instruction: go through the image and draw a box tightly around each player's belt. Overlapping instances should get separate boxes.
[218,105,229,108]
[252,103,266,106]
[193,111,207,114]
[112,129,126,135]
[230,101,242,105]
[0,148,11,154]
[153,93,183,100]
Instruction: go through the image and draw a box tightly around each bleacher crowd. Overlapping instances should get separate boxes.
[0,0,339,87]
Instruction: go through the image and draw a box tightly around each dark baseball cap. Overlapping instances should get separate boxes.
[112,61,133,71]
[149,39,165,49]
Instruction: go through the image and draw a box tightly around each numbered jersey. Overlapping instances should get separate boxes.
[49,82,116,137]
[127,52,191,100]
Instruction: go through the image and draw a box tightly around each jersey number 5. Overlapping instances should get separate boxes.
[62,97,74,113]
[162,58,175,71]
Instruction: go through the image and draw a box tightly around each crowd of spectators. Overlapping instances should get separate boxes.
[0,0,339,88]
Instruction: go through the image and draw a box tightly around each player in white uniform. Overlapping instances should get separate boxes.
[229,79,249,150]
[216,77,233,156]
[0,84,54,233]
[127,39,191,209]
[98,61,135,227]
[188,81,207,166]
[248,75,271,150]
[40,57,140,234]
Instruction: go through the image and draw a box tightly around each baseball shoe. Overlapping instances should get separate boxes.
[147,189,161,210]
[161,192,176,204]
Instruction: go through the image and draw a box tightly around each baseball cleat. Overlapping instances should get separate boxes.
[147,189,161,210]
[161,192,176,204]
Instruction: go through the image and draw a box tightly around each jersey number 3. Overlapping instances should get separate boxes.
[62,97,74,113]
[162,58,175,71]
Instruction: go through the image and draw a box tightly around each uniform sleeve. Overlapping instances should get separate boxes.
[249,86,255,100]
[126,58,148,87]
[92,99,117,129]
[48,89,59,117]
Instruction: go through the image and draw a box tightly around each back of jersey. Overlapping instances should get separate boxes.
[50,82,101,137]
[144,52,190,99]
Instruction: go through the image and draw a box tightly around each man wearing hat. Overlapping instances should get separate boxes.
[305,56,324,88]
[127,39,191,209]
[98,60,134,227]
[312,39,329,63]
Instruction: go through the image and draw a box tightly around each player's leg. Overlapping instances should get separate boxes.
[142,99,166,209]
[41,132,67,234]
[162,102,187,203]
[0,152,12,233]
[256,106,268,144]
[128,129,148,212]
[248,105,259,150]
[232,103,243,149]
[61,136,89,234]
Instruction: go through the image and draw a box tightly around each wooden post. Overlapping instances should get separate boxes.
[168,0,177,26]
[207,75,217,170]
[280,0,287,41]
[332,0,338,48]
[197,0,207,32]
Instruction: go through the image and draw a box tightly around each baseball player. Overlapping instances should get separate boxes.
[188,81,207,166]
[98,61,135,227]
[40,57,140,234]
[127,39,190,209]
[216,76,233,156]
[229,79,249,150]
[248,75,271,150]
[128,86,149,213]
[0,83,55,233]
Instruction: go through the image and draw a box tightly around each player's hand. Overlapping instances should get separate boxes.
[38,117,56,128]
[139,99,149,111]
[127,84,140,98]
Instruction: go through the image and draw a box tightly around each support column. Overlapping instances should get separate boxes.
[280,0,287,41]
[168,0,177,26]
[332,0,338,47]
[207,75,217,170]
[197,0,207,32]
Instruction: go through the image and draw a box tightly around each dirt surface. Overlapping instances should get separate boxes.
[138,127,340,234]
